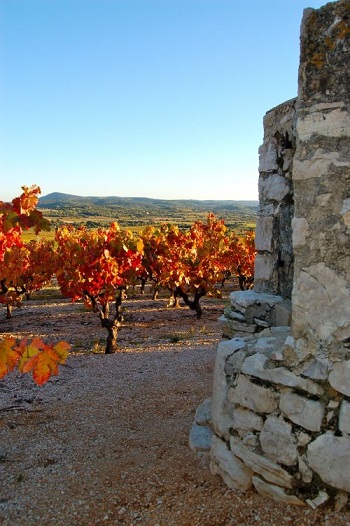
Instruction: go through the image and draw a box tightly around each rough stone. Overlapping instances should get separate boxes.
[339,400,350,435]
[230,290,283,311]
[211,339,246,438]
[328,361,350,397]
[307,433,350,492]
[241,353,324,396]
[252,477,305,506]
[255,216,274,252]
[230,437,294,488]
[259,174,291,202]
[194,397,211,426]
[189,423,213,452]
[259,417,298,466]
[279,392,324,432]
[231,407,264,432]
[210,436,253,491]
[300,357,329,380]
[229,375,279,414]
[298,455,313,484]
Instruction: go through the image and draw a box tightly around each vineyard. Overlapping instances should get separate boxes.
[0,186,255,384]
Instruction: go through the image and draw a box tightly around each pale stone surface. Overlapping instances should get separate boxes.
[211,339,246,438]
[306,490,329,510]
[189,423,213,452]
[255,216,274,252]
[241,353,324,395]
[301,357,329,380]
[229,375,279,414]
[254,254,276,282]
[274,300,292,326]
[329,361,350,397]
[293,149,349,180]
[230,290,283,310]
[194,397,211,426]
[230,437,293,488]
[231,407,264,432]
[307,433,350,492]
[252,477,305,506]
[293,263,350,350]
[224,350,246,377]
[210,436,253,491]
[259,417,298,466]
[279,392,324,432]
[258,143,278,172]
[339,400,350,435]
[291,217,310,247]
[296,107,350,141]
[259,174,291,202]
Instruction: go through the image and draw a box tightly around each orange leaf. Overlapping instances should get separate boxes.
[0,337,22,379]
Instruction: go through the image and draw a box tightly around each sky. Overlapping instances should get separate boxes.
[0,0,327,202]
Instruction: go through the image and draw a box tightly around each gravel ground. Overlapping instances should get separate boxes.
[0,288,350,526]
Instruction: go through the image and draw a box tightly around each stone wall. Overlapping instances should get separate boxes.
[190,0,350,509]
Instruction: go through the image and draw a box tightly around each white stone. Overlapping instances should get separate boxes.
[211,338,246,438]
[229,375,279,414]
[306,490,329,509]
[230,290,283,310]
[252,477,305,506]
[230,437,294,488]
[254,254,276,282]
[329,361,350,397]
[231,407,264,432]
[292,217,310,247]
[339,400,350,435]
[301,357,329,380]
[255,216,274,252]
[307,433,350,492]
[293,149,349,180]
[194,397,211,426]
[296,107,350,141]
[241,353,324,396]
[293,263,350,347]
[258,142,278,172]
[210,436,253,491]
[189,423,213,452]
[279,392,324,432]
[259,174,291,202]
[260,416,298,466]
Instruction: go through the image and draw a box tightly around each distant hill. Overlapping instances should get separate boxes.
[38,192,257,232]
[38,192,258,212]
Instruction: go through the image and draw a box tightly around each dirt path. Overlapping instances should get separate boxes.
[0,289,349,525]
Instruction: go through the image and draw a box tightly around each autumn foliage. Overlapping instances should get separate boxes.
[0,186,69,385]
[1,186,256,380]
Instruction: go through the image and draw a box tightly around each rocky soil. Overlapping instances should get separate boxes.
[0,286,349,526]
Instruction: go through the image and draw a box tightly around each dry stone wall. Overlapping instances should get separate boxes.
[190,0,350,509]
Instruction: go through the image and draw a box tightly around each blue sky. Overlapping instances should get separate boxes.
[1,0,327,202]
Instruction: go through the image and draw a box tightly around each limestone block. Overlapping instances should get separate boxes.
[231,407,264,432]
[292,263,350,349]
[274,299,292,326]
[293,149,349,180]
[307,433,350,492]
[230,437,293,488]
[258,143,278,172]
[259,174,291,202]
[279,392,324,432]
[252,477,305,506]
[254,254,276,284]
[300,356,329,380]
[242,353,324,396]
[218,316,256,339]
[255,216,274,252]
[306,490,329,510]
[292,217,310,247]
[329,361,350,397]
[194,397,211,426]
[230,290,283,311]
[210,436,253,491]
[339,400,350,435]
[229,375,279,414]
[296,106,350,141]
[211,338,247,438]
[259,417,298,466]
[224,350,246,377]
[189,423,213,452]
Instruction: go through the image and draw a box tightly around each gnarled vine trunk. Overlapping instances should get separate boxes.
[98,290,124,354]
[175,286,206,319]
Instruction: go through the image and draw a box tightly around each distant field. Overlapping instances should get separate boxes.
[22,193,257,241]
